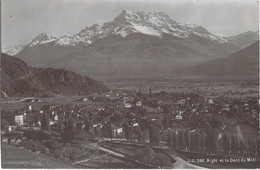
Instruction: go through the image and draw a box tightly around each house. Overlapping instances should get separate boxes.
[123,96,128,102]
[175,115,182,120]
[124,103,132,108]
[76,97,88,102]
[97,107,105,111]
[178,99,185,104]
[208,99,214,104]
[178,109,185,115]
[8,125,12,132]
[143,106,158,112]
[15,115,24,125]
[49,121,57,126]
[222,107,230,112]
[113,127,123,137]
[54,114,58,121]
[136,101,142,107]
[19,97,34,102]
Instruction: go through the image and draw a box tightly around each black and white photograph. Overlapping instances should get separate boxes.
[1,0,259,168]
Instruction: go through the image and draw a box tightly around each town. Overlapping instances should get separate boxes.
[1,89,259,168]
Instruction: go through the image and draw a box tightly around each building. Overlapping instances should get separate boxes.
[15,115,24,125]
[136,101,142,107]
[124,103,132,108]
[208,98,214,104]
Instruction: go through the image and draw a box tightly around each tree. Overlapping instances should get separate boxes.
[210,130,218,153]
[88,121,94,140]
[149,125,155,144]
[153,127,161,146]
[257,139,260,158]
[167,130,173,147]
[231,134,235,154]
[251,138,256,156]
[163,115,170,129]
[184,131,189,150]
[108,122,114,140]
[75,119,84,133]
[200,132,205,151]
[84,115,90,137]
[190,133,195,150]
[172,132,176,149]
[178,131,184,150]
[41,112,50,132]
[61,115,75,142]
[206,130,211,151]
[194,132,200,151]
[129,126,134,142]
[67,116,74,130]
[239,140,244,155]
[1,119,9,131]
[163,106,171,129]
[222,133,230,155]
[134,125,143,143]
[153,119,162,130]
[234,135,238,154]
[247,137,252,155]
[123,121,130,141]
[252,138,257,156]
[209,117,221,129]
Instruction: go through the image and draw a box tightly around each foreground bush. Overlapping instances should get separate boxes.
[23,139,47,152]
[133,147,172,168]
[23,129,51,141]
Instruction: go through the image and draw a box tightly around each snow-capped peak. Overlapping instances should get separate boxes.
[28,10,229,47]
[110,10,223,40]
[29,33,56,47]
[113,9,134,23]
[2,44,25,56]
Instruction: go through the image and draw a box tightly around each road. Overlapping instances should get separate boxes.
[87,140,206,169]
[168,151,205,169]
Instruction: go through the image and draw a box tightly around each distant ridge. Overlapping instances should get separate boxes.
[1,53,109,97]
[181,41,259,77]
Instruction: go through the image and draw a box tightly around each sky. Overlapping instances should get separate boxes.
[1,0,259,48]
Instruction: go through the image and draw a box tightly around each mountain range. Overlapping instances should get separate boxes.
[181,41,259,77]
[2,44,26,56]
[11,9,259,79]
[1,54,108,97]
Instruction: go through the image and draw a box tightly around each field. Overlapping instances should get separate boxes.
[1,95,92,111]
[77,155,140,168]
[103,75,259,98]
[1,144,78,168]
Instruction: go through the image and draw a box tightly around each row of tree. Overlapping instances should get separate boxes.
[121,119,162,145]
[165,129,260,157]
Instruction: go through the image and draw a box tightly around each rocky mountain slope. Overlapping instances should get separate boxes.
[227,31,259,48]
[46,33,240,77]
[1,54,108,97]
[180,41,259,77]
